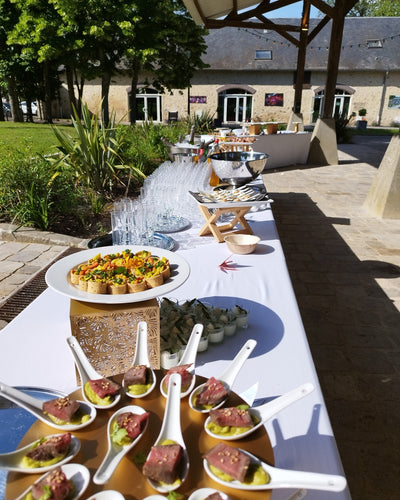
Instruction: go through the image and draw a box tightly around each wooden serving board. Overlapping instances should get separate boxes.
[6,373,274,500]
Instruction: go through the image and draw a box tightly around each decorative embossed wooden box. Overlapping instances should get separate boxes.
[69,298,160,380]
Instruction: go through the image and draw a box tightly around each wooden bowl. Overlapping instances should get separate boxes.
[224,234,260,254]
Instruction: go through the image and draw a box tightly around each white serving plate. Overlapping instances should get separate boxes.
[45,245,190,304]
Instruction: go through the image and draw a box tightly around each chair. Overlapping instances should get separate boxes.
[168,111,178,123]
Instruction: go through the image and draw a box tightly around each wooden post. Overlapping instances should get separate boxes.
[322,0,345,119]
[293,0,310,114]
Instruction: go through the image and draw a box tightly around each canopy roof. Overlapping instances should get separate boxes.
[182,0,357,47]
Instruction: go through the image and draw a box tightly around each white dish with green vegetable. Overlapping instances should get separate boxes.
[93,404,149,485]
[122,322,157,399]
[67,336,121,409]
[204,447,347,492]
[204,382,315,441]
[0,434,80,474]
[0,381,96,431]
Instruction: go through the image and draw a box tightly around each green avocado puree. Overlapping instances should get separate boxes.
[206,413,260,437]
[210,462,270,486]
[127,381,152,395]
[21,453,65,469]
[84,382,114,406]
[46,411,90,426]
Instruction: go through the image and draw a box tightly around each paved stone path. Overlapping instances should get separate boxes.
[0,135,399,499]
[262,135,399,500]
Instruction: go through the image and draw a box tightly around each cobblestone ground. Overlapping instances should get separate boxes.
[263,136,400,500]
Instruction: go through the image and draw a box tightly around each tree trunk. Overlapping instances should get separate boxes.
[65,64,77,115]
[73,67,85,117]
[43,61,53,124]
[7,77,23,122]
[0,88,4,121]
[101,71,111,125]
[130,59,140,124]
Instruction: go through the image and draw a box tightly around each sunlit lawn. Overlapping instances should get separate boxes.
[0,121,75,155]
[0,120,397,157]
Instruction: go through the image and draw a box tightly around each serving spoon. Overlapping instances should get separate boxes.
[66,336,121,409]
[123,321,157,399]
[0,381,96,431]
[189,339,257,413]
[204,447,347,492]
[204,382,315,440]
[146,372,189,493]
[15,463,91,500]
[93,404,149,485]
[160,323,203,399]
[188,488,231,500]
[0,434,80,473]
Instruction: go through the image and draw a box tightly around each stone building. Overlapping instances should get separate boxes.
[63,16,400,127]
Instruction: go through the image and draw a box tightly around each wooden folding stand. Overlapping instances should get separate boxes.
[197,204,253,243]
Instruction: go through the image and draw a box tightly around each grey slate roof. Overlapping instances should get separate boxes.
[203,17,400,71]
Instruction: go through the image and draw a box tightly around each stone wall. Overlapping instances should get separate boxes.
[59,68,400,127]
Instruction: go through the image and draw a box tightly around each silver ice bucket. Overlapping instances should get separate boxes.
[210,151,269,187]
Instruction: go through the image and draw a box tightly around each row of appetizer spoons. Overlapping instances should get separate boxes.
[0,322,347,499]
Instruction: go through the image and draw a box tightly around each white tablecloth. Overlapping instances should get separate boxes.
[0,199,351,500]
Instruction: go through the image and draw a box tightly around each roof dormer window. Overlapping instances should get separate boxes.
[367,39,383,48]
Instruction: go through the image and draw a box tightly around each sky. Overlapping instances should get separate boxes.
[272,2,320,18]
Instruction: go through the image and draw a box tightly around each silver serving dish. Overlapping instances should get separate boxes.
[209,151,269,187]
[168,145,199,162]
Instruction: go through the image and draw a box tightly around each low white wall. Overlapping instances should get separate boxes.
[253,132,311,169]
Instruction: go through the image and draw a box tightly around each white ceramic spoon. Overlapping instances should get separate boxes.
[67,336,121,409]
[0,381,96,431]
[204,382,315,440]
[87,491,125,500]
[123,321,157,398]
[93,404,149,485]
[188,487,231,500]
[146,372,189,493]
[204,448,347,492]
[0,434,80,473]
[15,463,90,500]
[160,323,203,399]
[189,339,257,413]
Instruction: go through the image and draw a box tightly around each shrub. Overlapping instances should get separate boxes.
[51,101,146,209]
[0,146,78,230]
[182,110,216,134]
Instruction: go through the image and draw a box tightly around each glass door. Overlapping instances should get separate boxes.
[222,93,252,123]
[134,91,161,122]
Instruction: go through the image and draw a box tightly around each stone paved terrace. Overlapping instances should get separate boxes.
[0,135,399,499]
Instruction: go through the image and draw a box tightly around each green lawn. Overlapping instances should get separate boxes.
[0,120,397,156]
[0,121,75,155]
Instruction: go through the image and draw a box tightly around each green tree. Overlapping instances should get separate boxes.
[7,0,65,123]
[52,0,137,124]
[325,0,400,16]
[120,0,208,124]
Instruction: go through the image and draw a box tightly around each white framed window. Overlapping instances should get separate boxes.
[218,88,253,124]
[130,88,162,122]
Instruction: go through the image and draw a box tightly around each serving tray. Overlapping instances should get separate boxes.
[6,373,274,500]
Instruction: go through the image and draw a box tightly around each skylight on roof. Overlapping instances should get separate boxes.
[366,39,383,48]
[255,50,272,60]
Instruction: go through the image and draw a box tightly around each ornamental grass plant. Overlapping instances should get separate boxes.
[0,108,188,236]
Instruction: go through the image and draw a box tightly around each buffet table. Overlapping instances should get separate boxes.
[0,191,351,500]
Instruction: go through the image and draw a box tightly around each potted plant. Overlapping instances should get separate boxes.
[357,108,367,129]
